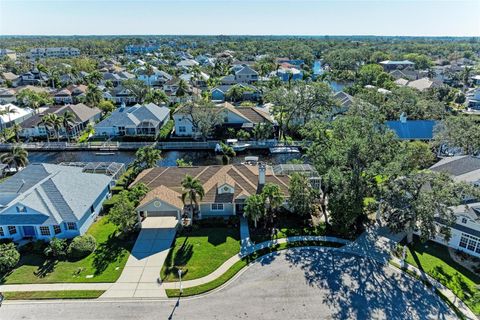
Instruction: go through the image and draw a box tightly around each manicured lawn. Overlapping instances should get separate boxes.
[0,218,136,284]
[249,213,327,243]
[166,240,344,297]
[161,227,241,282]
[405,237,480,314]
[4,290,105,300]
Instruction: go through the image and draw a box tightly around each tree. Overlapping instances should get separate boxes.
[0,243,20,274]
[404,53,432,70]
[176,79,189,98]
[219,142,236,165]
[181,174,205,222]
[97,100,116,115]
[61,110,76,142]
[85,84,103,108]
[380,171,478,243]
[109,191,138,234]
[144,63,155,87]
[244,194,266,228]
[288,173,315,217]
[226,84,247,102]
[0,105,17,129]
[86,70,103,84]
[123,79,149,103]
[44,238,68,258]
[10,123,22,142]
[180,99,224,141]
[400,141,436,171]
[145,89,169,105]
[16,89,53,114]
[261,183,284,224]
[176,158,193,167]
[357,64,393,88]
[433,116,480,155]
[1,145,29,171]
[252,122,274,140]
[44,114,63,142]
[132,146,162,172]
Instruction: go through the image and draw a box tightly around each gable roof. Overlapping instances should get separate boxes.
[430,156,480,183]
[20,103,101,128]
[137,185,183,210]
[386,120,436,140]
[95,103,169,128]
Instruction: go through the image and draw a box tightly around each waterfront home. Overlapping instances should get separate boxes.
[28,47,80,59]
[173,102,274,138]
[211,84,261,102]
[53,84,87,104]
[19,103,101,139]
[133,163,290,219]
[0,162,121,242]
[94,103,170,138]
[428,156,480,257]
[379,60,415,71]
[0,103,33,129]
[276,66,303,82]
[386,113,436,140]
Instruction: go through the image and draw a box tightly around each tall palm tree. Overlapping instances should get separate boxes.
[145,64,155,87]
[132,146,162,172]
[10,123,22,142]
[261,183,285,224]
[0,106,17,130]
[41,114,52,142]
[244,194,265,228]
[45,114,63,142]
[176,79,189,98]
[181,174,205,222]
[1,145,29,172]
[61,110,76,142]
[85,84,103,108]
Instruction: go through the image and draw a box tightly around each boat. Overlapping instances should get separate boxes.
[242,156,259,166]
[95,152,116,156]
[226,139,251,152]
[269,146,300,154]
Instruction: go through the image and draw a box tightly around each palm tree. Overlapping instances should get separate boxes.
[1,145,29,172]
[145,89,169,105]
[61,110,76,142]
[10,123,22,142]
[176,79,189,98]
[0,106,17,130]
[145,64,155,87]
[41,114,52,142]
[261,183,285,224]
[132,146,162,172]
[87,71,103,85]
[85,84,103,108]
[45,114,63,142]
[181,175,205,223]
[244,194,265,228]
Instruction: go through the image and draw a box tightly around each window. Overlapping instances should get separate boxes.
[90,205,95,214]
[468,238,477,252]
[459,235,468,248]
[0,227,4,237]
[53,225,61,235]
[40,226,50,236]
[462,218,468,224]
[8,226,17,235]
[16,205,27,213]
[178,126,186,133]
[211,203,224,211]
[67,222,77,230]
[459,233,480,253]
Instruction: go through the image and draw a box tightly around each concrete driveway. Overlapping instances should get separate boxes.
[101,217,177,298]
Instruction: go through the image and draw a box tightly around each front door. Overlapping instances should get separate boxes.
[23,226,36,238]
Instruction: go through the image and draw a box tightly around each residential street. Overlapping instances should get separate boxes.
[1,248,457,320]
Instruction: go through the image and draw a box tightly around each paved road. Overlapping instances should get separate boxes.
[1,248,457,320]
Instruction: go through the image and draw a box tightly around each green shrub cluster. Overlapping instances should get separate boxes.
[67,235,97,259]
[0,243,20,274]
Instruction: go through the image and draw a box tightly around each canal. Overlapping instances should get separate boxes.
[27,150,304,167]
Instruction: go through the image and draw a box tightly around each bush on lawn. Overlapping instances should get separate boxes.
[68,235,97,259]
[0,243,20,274]
[158,120,174,140]
[44,238,68,259]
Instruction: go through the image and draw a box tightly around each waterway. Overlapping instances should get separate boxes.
[27,150,303,167]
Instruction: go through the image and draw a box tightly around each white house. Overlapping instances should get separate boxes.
[28,47,80,59]
[428,156,480,257]
[0,103,33,129]
[0,163,122,242]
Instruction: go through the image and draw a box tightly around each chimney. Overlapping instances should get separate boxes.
[258,162,266,186]
[399,112,407,123]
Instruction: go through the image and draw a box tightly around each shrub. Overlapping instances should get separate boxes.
[158,120,174,140]
[44,238,68,259]
[0,243,20,274]
[68,235,97,259]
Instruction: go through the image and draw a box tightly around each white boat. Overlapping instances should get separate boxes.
[226,139,251,152]
[95,152,116,156]
[269,146,300,154]
[242,156,259,166]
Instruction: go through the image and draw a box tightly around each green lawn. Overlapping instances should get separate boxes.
[161,227,241,282]
[0,218,136,284]
[4,290,105,300]
[166,240,344,297]
[249,213,327,243]
[405,238,480,314]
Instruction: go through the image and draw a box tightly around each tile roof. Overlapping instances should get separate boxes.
[138,185,183,210]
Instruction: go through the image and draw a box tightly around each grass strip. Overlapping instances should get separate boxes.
[166,241,343,298]
[4,290,105,300]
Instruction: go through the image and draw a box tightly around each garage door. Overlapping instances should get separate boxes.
[148,210,178,217]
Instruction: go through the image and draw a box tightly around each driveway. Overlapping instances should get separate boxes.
[101,217,177,298]
[3,248,457,320]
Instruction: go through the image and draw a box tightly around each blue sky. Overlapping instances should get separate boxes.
[0,0,479,36]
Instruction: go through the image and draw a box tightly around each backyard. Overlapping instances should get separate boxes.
[405,237,480,314]
[161,226,241,282]
[0,218,136,284]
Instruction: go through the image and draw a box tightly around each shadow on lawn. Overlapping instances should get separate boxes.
[162,237,194,280]
[284,247,457,320]
[92,232,134,276]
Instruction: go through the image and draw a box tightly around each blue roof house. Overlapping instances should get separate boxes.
[386,114,436,140]
[0,163,117,242]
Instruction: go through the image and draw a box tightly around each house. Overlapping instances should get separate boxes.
[0,49,16,60]
[0,162,122,242]
[176,59,200,69]
[53,84,88,104]
[179,72,210,88]
[234,65,259,83]
[94,103,170,138]
[173,102,274,137]
[0,103,34,129]
[125,44,160,54]
[466,88,480,110]
[136,67,172,86]
[19,68,49,86]
[1,72,20,87]
[133,163,290,219]
[471,75,480,86]
[211,84,261,102]
[19,103,101,139]
[386,113,436,140]
[379,60,415,71]
[276,66,303,82]
[0,88,17,104]
[332,91,354,115]
[406,77,442,92]
[428,156,480,257]
[28,47,80,59]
